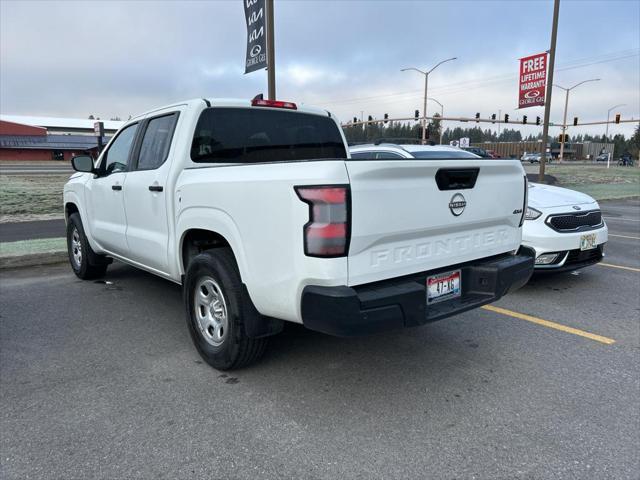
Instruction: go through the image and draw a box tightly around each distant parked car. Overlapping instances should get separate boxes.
[485,150,501,159]
[522,152,552,164]
[461,146,491,158]
[524,183,608,273]
[522,153,542,163]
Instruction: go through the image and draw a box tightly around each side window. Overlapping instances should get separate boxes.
[349,152,370,159]
[375,151,405,159]
[103,123,138,174]
[136,113,179,170]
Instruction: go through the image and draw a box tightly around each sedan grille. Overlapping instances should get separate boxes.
[566,246,603,265]
[546,210,603,232]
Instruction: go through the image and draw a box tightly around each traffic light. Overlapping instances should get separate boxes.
[491,113,496,123]
[559,133,569,143]
[415,110,420,120]
[367,115,373,124]
[522,115,528,125]
[353,117,357,124]
[475,112,480,122]
[536,116,541,126]
[573,117,578,126]
[504,114,509,123]
[615,113,621,124]
[384,113,389,124]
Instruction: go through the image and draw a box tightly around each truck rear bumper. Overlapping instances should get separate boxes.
[301,248,535,337]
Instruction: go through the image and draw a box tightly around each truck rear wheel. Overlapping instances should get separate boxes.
[184,248,267,370]
[66,213,108,280]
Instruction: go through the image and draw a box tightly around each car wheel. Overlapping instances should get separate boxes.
[67,213,109,280]
[184,248,268,370]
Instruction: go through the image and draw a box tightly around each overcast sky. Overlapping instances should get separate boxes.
[1,0,638,137]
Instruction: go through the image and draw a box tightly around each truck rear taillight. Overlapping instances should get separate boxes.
[295,185,350,258]
[251,98,297,110]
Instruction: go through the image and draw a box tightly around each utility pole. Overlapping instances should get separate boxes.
[554,78,600,162]
[401,57,457,145]
[539,0,560,183]
[266,0,276,100]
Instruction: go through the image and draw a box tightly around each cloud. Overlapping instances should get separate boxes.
[1,0,638,137]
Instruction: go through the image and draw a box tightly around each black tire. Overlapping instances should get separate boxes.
[66,213,108,280]
[184,248,268,370]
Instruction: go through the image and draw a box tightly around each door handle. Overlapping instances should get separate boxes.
[148,185,164,192]
[111,185,122,191]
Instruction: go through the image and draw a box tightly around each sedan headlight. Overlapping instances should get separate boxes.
[525,207,542,220]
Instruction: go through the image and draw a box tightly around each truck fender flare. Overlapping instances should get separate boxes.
[176,206,251,290]
[64,192,100,253]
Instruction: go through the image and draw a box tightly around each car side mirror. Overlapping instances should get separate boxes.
[71,155,95,173]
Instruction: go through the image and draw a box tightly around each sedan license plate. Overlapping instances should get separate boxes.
[427,270,461,305]
[580,233,597,251]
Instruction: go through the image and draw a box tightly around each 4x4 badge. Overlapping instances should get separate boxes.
[449,193,466,216]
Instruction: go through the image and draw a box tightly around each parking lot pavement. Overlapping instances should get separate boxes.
[599,198,640,270]
[1,202,639,480]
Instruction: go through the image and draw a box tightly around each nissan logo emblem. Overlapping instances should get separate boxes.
[573,205,581,210]
[449,193,466,216]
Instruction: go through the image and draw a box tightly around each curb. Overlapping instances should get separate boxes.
[0,251,67,270]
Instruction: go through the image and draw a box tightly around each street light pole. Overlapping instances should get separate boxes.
[428,97,444,144]
[401,57,456,145]
[605,103,625,141]
[605,104,625,169]
[423,75,428,144]
[559,88,569,162]
[554,78,600,162]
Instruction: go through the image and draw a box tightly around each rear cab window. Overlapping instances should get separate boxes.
[191,107,347,163]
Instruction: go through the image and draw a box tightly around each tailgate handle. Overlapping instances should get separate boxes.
[435,168,479,190]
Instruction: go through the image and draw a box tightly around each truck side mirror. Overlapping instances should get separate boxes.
[71,155,95,173]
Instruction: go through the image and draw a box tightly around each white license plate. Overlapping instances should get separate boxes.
[427,270,461,305]
[580,233,597,251]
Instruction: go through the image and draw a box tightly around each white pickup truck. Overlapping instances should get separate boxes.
[64,97,534,370]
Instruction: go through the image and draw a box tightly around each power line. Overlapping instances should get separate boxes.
[318,49,639,107]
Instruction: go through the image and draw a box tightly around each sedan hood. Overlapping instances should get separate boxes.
[528,183,597,209]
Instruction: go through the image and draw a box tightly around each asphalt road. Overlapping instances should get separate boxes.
[0,219,65,242]
[0,163,73,175]
[1,201,639,479]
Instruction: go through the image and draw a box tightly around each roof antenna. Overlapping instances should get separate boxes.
[252,93,264,101]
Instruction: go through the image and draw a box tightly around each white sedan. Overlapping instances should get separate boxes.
[349,144,608,273]
[524,183,607,272]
